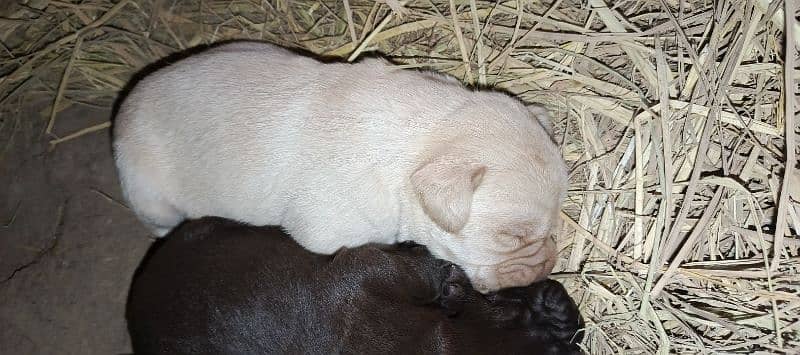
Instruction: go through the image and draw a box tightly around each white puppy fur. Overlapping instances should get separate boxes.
[113,41,568,292]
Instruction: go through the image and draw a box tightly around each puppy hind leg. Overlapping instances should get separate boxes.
[116,148,184,237]
[436,264,470,316]
[148,225,174,238]
[128,193,184,237]
[144,203,183,237]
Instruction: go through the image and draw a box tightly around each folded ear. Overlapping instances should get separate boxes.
[527,104,555,138]
[411,155,486,233]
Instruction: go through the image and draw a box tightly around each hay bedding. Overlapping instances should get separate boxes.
[1,0,797,353]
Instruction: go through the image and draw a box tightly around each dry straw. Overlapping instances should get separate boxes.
[1,0,797,353]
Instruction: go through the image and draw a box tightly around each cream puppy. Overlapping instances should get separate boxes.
[113,41,568,292]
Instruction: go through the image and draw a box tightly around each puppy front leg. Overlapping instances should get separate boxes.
[435,263,471,316]
[379,244,472,315]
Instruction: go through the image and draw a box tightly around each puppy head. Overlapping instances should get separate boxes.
[411,103,567,293]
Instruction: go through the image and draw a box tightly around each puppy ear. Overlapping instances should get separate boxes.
[411,155,486,233]
[527,104,555,138]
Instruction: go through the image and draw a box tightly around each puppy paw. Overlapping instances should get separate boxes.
[437,264,470,316]
[528,280,582,344]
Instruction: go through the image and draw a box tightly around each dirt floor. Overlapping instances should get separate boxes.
[1,102,150,354]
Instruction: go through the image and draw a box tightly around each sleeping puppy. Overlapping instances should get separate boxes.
[126,217,583,354]
[113,41,569,291]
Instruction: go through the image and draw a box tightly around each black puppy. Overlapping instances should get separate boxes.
[126,217,583,354]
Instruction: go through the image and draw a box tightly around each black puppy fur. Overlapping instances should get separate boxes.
[126,217,583,354]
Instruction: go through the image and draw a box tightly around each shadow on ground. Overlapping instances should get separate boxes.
[0,102,151,354]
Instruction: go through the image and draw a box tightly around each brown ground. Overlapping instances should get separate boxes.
[0,102,150,354]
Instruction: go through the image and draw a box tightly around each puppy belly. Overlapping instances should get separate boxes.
[292,224,396,254]
[282,198,400,254]
[176,190,286,228]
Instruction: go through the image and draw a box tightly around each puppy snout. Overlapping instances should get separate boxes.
[466,235,557,291]
[493,237,557,288]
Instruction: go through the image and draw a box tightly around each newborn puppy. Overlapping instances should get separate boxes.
[126,217,583,354]
[113,41,568,291]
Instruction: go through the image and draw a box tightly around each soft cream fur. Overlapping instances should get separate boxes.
[113,41,568,292]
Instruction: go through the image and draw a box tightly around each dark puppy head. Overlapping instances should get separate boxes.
[126,217,583,354]
[425,261,583,354]
[486,280,584,353]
